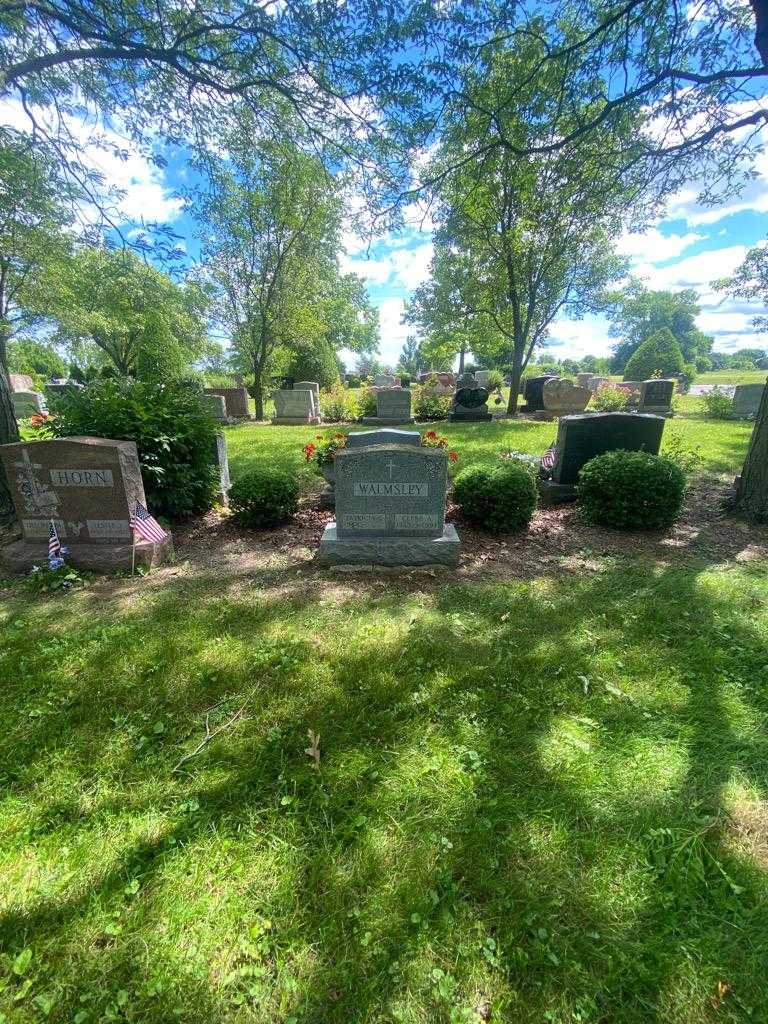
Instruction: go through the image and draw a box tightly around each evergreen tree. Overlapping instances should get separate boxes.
[623,328,684,380]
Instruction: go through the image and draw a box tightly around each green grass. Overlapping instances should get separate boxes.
[694,370,768,385]
[2,560,768,1023]
[225,412,754,487]
[1,412,766,1023]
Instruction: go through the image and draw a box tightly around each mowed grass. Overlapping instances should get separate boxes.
[1,411,766,1023]
[225,409,754,488]
[2,562,768,1022]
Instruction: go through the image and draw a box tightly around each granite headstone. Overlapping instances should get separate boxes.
[316,434,460,566]
[732,383,765,419]
[12,390,47,418]
[201,393,228,421]
[639,378,675,415]
[272,388,320,424]
[363,388,414,424]
[449,372,492,422]
[521,375,559,413]
[203,386,250,418]
[0,436,172,571]
[543,378,591,415]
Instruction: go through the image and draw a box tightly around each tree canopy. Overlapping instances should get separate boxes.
[607,285,714,373]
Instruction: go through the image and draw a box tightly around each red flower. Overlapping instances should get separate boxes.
[448,451,459,462]
[425,430,438,440]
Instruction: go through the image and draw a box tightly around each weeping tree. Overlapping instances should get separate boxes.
[717,244,768,521]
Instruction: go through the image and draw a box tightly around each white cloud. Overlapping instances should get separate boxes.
[0,98,183,226]
[377,297,410,364]
[616,227,702,262]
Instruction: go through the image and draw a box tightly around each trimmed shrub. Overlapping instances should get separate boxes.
[413,382,451,420]
[356,383,378,418]
[591,384,629,412]
[285,344,341,389]
[51,379,219,517]
[453,461,537,532]
[577,450,686,529]
[702,387,734,419]
[320,383,359,422]
[623,328,685,381]
[229,468,299,528]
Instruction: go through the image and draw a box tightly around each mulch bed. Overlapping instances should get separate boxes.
[168,476,768,583]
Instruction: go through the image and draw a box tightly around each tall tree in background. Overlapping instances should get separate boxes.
[607,285,714,373]
[30,247,210,380]
[717,243,768,521]
[190,119,371,418]
[409,36,633,412]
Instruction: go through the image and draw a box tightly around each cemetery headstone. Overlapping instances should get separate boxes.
[211,433,231,505]
[203,386,251,418]
[9,373,35,393]
[293,380,320,396]
[576,373,595,389]
[12,390,47,419]
[543,378,591,416]
[201,393,228,421]
[521,375,559,413]
[347,429,421,449]
[732,383,765,419]
[639,378,675,416]
[588,376,609,393]
[272,388,321,425]
[316,431,460,566]
[0,436,173,571]
[475,370,491,387]
[449,372,492,422]
[538,412,665,502]
[363,388,414,424]
[615,381,642,407]
[373,373,397,389]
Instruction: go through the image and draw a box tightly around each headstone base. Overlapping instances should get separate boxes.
[640,405,673,417]
[527,410,557,421]
[537,479,578,505]
[315,522,460,567]
[0,535,174,574]
[448,410,492,422]
[361,416,416,425]
[318,484,335,509]
[271,417,322,426]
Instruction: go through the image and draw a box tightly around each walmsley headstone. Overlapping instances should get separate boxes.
[0,436,173,572]
[316,429,460,566]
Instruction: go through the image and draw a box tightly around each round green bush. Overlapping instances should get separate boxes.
[453,462,537,532]
[577,450,686,529]
[229,468,299,528]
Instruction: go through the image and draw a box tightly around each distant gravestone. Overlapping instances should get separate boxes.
[272,389,321,425]
[732,383,765,419]
[373,373,397,389]
[449,372,492,422]
[12,390,47,419]
[0,436,172,571]
[293,380,320,396]
[475,370,491,387]
[588,376,610,393]
[201,393,228,421]
[316,433,460,566]
[639,379,675,416]
[521,375,559,413]
[363,388,414,425]
[615,381,642,407]
[9,373,35,393]
[576,373,595,389]
[211,433,231,504]
[203,387,250,418]
[543,378,591,416]
[538,412,665,502]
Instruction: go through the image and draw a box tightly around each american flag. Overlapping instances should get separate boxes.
[48,520,62,559]
[130,502,167,543]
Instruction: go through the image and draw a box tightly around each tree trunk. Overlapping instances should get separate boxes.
[458,343,466,374]
[0,359,20,523]
[506,349,524,415]
[252,368,265,420]
[750,0,768,65]
[734,376,768,521]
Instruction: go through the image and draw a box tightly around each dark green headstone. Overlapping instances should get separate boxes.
[552,412,665,485]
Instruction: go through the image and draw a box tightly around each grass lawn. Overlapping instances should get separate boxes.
[694,370,768,386]
[1,412,767,1024]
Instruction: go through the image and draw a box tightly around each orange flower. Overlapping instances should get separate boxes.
[425,430,438,440]
[334,432,345,440]
[449,451,459,462]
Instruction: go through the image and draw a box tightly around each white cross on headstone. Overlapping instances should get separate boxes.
[14,449,42,474]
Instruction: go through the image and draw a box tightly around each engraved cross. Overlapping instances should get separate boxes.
[385,459,395,479]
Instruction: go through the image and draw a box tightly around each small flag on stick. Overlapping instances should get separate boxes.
[130,502,167,544]
[48,519,62,560]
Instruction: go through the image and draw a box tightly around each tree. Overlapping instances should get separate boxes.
[717,243,768,520]
[397,336,424,377]
[7,339,66,380]
[190,119,350,418]
[408,37,632,413]
[608,285,713,372]
[30,247,209,380]
[623,328,685,380]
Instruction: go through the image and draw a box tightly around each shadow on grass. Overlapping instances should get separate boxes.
[1,560,768,1022]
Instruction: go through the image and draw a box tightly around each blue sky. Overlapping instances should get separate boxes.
[2,95,767,369]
